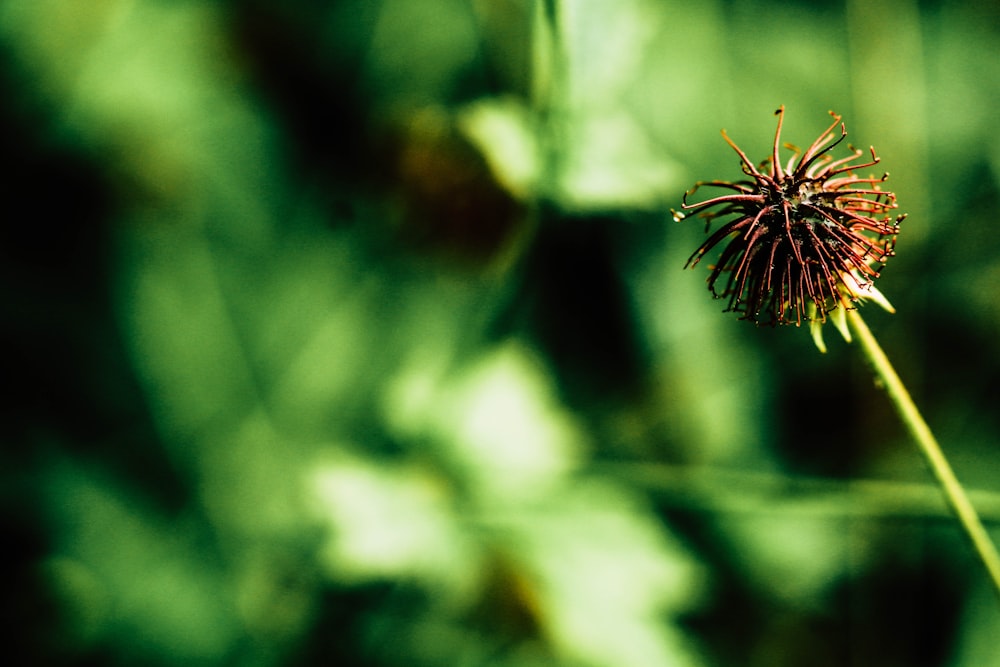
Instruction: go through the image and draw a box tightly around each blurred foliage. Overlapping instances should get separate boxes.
[3,0,1000,665]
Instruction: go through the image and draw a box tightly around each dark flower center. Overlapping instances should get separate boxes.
[678,106,904,325]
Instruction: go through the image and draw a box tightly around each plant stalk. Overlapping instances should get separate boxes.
[846,308,1000,599]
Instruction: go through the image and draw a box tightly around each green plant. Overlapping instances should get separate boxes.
[677,106,1000,599]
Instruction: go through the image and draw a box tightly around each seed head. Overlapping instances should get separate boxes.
[674,106,905,326]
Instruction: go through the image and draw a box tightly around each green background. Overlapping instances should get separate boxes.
[3,0,1000,665]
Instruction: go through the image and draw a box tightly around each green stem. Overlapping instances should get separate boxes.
[847,308,1000,599]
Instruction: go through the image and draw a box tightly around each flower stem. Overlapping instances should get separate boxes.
[846,308,1000,599]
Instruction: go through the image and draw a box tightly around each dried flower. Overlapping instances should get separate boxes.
[674,106,905,327]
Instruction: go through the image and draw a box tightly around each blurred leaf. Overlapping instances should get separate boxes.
[41,461,240,662]
[717,514,855,605]
[510,480,706,667]
[556,109,683,210]
[384,343,584,503]
[378,343,706,665]
[459,97,542,201]
[310,455,481,605]
[475,0,685,210]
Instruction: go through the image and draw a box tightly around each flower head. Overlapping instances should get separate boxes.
[674,106,905,326]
